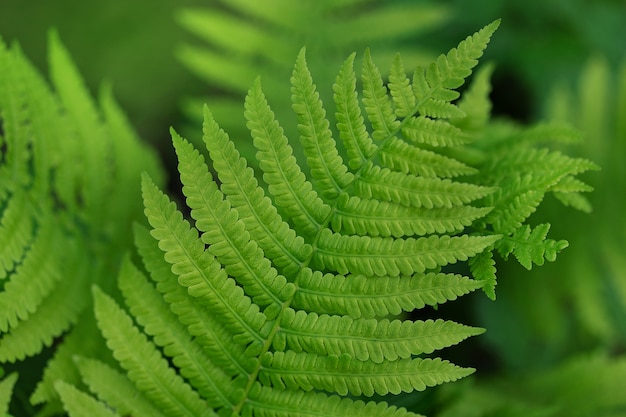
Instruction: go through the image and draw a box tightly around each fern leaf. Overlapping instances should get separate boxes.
[331,193,491,237]
[483,188,545,236]
[294,270,483,318]
[468,248,497,300]
[496,224,569,270]
[355,163,495,209]
[30,312,103,406]
[402,117,469,147]
[330,2,449,47]
[379,137,477,178]
[48,31,108,218]
[245,78,330,237]
[141,174,267,347]
[173,132,294,315]
[314,231,500,276]
[333,52,378,171]
[0,256,86,361]
[133,224,253,378]
[362,48,401,141]
[389,53,416,118]
[412,20,500,109]
[260,352,473,396]
[56,381,120,417]
[76,357,167,417]
[553,191,593,213]
[117,256,234,408]
[0,225,61,332]
[453,62,494,131]
[0,41,31,191]
[201,107,311,277]
[247,384,423,417]
[292,48,353,199]
[0,372,17,416]
[92,287,210,417]
[275,312,484,363]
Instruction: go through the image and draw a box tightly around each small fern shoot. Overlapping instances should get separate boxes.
[68,21,594,417]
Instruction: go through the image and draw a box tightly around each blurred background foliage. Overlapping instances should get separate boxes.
[1,0,626,415]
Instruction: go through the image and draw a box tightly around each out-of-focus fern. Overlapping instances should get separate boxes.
[444,63,598,299]
[177,0,450,151]
[52,21,594,417]
[0,33,164,413]
[474,56,624,371]
[434,353,626,417]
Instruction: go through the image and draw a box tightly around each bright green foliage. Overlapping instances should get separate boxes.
[56,381,119,417]
[63,21,593,417]
[0,372,18,416]
[0,33,164,411]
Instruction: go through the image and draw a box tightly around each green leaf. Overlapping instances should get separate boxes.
[76,357,167,417]
[314,231,500,276]
[496,224,569,270]
[260,352,473,396]
[292,48,353,199]
[294,271,483,318]
[92,286,210,417]
[0,373,17,416]
[56,381,120,417]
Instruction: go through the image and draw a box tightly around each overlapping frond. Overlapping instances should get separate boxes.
[467,124,597,286]
[177,0,451,141]
[76,21,591,417]
[0,32,164,408]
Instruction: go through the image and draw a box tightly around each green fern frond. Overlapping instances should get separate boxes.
[453,63,494,132]
[172,133,295,315]
[117,257,230,406]
[81,21,589,417]
[247,384,424,417]
[412,20,500,113]
[402,117,468,147]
